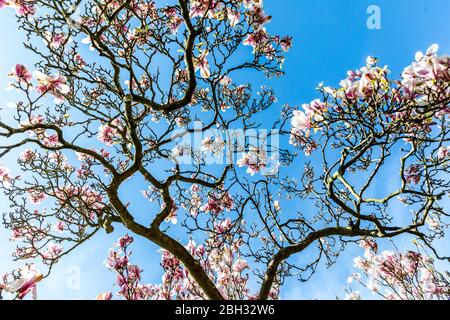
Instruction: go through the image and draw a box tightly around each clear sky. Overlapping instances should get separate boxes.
[0,0,449,299]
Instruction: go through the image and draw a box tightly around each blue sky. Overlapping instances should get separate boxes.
[0,0,449,300]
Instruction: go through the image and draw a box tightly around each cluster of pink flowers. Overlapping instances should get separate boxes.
[134,1,157,19]
[53,185,105,220]
[19,149,37,164]
[0,0,36,16]
[227,8,240,27]
[17,116,63,148]
[20,114,44,128]
[102,234,279,300]
[42,134,60,147]
[214,218,233,234]
[347,239,450,300]
[0,265,43,300]
[42,242,63,262]
[74,53,87,69]
[159,186,233,220]
[437,146,449,159]
[34,71,70,104]
[104,235,151,300]
[188,0,259,29]
[276,36,293,53]
[241,2,291,59]
[0,165,12,187]
[335,57,391,102]
[201,136,226,157]
[2,0,290,97]
[193,50,211,79]
[8,65,70,104]
[405,164,421,185]
[43,31,68,49]
[243,29,275,59]
[289,99,328,156]
[163,7,183,34]
[9,223,45,243]
[27,189,48,205]
[200,192,234,215]
[241,2,272,54]
[401,44,450,111]
[189,0,217,19]
[98,119,123,146]
[290,45,450,156]
[52,221,66,233]
[237,147,268,175]
[8,64,32,85]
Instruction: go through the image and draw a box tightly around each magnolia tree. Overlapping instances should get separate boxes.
[0,0,449,300]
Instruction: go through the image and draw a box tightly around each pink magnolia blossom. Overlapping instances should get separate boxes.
[189,0,208,18]
[227,9,240,27]
[237,147,268,175]
[98,119,123,146]
[3,265,43,300]
[2,0,36,16]
[42,242,63,261]
[246,3,271,30]
[294,45,449,157]
[405,165,421,185]
[194,50,211,79]
[20,114,44,129]
[52,185,105,217]
[43,31,67,49]
[278,36,293,52]
[189,0,223,19]
[302,99,328,123]
[201,136,225,157]
[19,149,36,163]
[291,110,311,132]
[96,291,113,300]
[118,234,134,248]
[437,146,449,160]
[243,29,269,52]
[42,133,60,147]
[0,165,12,187]
[401,44,450,107]
[135,2,157,19]
[359,238,378,253]
[34,71,70,103]
[200,192,234,214]
[10,228,23,241]
[27,189,48,205]
[164,7,183,34]
[214,218,232,234]
[98,125,117,146]
[8,64,32,84]
[52,221,66,233]
[74,53,86,69]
